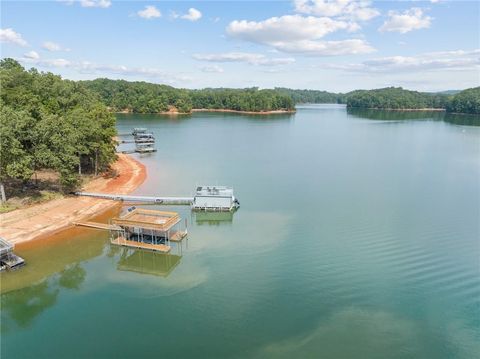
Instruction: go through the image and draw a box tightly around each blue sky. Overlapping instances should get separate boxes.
[1,0,479,92]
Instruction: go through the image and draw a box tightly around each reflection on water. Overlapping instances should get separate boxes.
[0,230,105,294]
[194,211,234,226]
[443,113,480,126]
[117,111,295,125]
[347,108,480,126]
[117,248,182,278]
[58,263,86,290]
[1,263,87,331]
[1,281,58,330]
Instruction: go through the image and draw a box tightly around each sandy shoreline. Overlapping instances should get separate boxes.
[0,154,146,245]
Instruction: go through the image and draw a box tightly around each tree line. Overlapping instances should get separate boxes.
[345,87,449,110]
[344,87,479,114]
[445,87,480,114]
[81,79,478,115]
[0,59,116,201]
[274,87,346,104]
[81,79,295,113]
[278,87,479,115]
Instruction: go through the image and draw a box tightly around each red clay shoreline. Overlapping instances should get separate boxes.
[115,108,296,115]
[0,154,146,245]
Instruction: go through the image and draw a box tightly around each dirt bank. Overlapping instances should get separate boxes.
[115,108,296,115]
[0,154,146,245]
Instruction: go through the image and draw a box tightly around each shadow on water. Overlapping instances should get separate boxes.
[347,108,480,126]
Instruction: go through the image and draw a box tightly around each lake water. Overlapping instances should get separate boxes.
[1,105,479,358]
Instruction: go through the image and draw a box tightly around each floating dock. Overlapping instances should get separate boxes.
[118,127,157,153]
[75,185,240,212]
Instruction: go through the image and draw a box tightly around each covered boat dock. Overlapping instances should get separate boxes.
[109,208,188,253]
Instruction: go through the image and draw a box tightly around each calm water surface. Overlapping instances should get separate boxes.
[1,105,479,358]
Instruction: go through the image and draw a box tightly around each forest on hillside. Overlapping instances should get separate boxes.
[82,79,295,113]
[446,87,480,114]
[82,80,479,115]
[346,87,449,110]
[0,59,116,199]
[274,88,345,104]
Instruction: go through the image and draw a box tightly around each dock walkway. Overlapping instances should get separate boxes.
[75,192,193,205]
[74,221,122,231]
[111,236,171,253]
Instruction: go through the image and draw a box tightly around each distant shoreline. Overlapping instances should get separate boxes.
[348,107,446,112]
[191,108,296,115]
[114,108,296,115]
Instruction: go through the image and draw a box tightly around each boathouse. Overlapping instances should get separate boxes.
[109,208,187,253]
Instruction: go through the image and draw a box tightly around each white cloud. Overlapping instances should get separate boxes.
[274,39,374,56]
[51,58,71,67]
[42,41,70,52]
[199,65,224,73]
[193,52,296,66]
[326,49,480,73]
[24,51,40,59]
[294,0,380,21]
[137,5,161,19]
[0,28,28,46]
[58,0,111,8]
[172,8,202,21]
[226,15,374,56]
[228,15,354,43]
[181,8,202,21]
[379,8,432,34]
[79,0,111,8]
[23,57,71,67]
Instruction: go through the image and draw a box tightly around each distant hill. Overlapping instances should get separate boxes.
[346,87,449,110]
[274,88,345,104]
[446,87,480,114]
[81,79,479,115]
[436,90,462,95]
[81,79,295,113]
